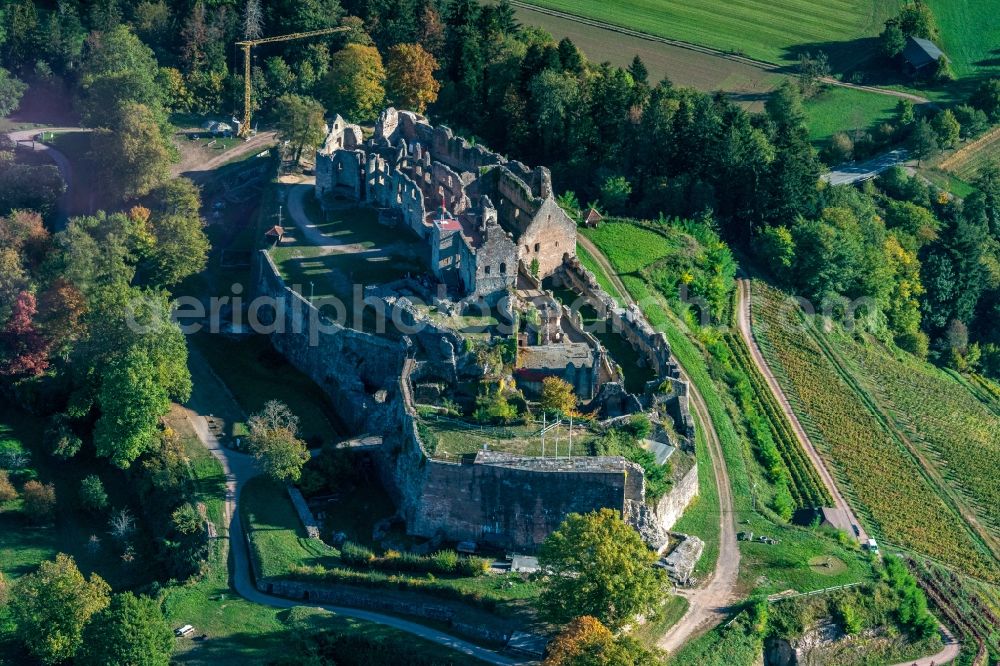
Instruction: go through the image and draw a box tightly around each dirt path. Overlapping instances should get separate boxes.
[182,348,526,665]
[173,130,278,182]
[737,279,964,665]
[509,1,933,105]
[735,279,868,542]
[575,235,741,653]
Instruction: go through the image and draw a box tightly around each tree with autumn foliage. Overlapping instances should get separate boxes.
[385,43,440,113]
[0,291,50,376]
[544,616,661,666]
[538,509,666,629]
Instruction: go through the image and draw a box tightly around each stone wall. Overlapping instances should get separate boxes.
[255,248,697,552]
[554,256,695,442]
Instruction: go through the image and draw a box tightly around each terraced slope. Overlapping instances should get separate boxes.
[751,281,998,581]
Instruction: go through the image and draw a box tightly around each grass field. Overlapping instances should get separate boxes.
[751,281,999,581]
[240,476,340,579]
[508,2,781,107]
[519,0,899,67]
[418,415,598,460]
[191,333,345,445]
[270,204,427,315]
[803,85,900,146]
[925,0,1000,81]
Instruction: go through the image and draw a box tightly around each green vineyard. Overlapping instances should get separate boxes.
[723,330,832,509]
[751,282,998,582]
[828,328,1000,536]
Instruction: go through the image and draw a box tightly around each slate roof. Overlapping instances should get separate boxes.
[903,36,944,69]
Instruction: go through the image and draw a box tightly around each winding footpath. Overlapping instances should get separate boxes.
[735,280,960,666]
[6,127,86,227]
[183,348,526,665]
[576,235,741,653]
[508,1,933,105]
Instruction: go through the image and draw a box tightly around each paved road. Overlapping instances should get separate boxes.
[574,235,741,654]
[822,149,909,186]
[508,1,933,105]
[735,279,868,542]
[6,127,87,227]
[183,350,526,666]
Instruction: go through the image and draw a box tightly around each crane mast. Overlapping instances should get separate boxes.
[235,26,348,138]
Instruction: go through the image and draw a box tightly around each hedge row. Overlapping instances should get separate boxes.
[340,541,490,578]
[286,564,501,612]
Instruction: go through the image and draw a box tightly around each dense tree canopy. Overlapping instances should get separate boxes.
[10,554,111,664]
[78,592,173,666]
[538,509,667,629]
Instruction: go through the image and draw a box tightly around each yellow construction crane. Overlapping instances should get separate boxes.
[235,26,348,138]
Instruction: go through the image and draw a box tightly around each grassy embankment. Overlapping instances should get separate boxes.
[191,332,343,445]
[580,221,873,594]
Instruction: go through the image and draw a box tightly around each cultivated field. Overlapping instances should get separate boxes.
[518,0,899,66]
[938,125,1000,182]
[508,2,781,106]
[750,282,998,581]
[826,326,1000,537]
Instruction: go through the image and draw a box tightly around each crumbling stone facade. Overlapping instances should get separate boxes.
[315,108,576,304]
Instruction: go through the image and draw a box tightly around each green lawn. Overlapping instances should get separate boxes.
[270,204,428,315]
[519,0,900,67]
[191,333,345,445]
[240,476,340,580]
[163,422,480,665]
[419,416,598,461]
[926,0,1000,80]
[804,85,900,147]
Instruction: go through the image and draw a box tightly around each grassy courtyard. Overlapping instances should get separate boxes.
[270,203,428,316]
[418,415,599,461]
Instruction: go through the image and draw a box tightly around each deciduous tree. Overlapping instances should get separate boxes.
[322,44,385,121]
[0,67,27,117]
[247,401,309,482]
[275,94,327,162]
[79,475,109,513]
[540,376,577,416]
[0,470,17,503]
[544,615,659,666]
[538,509,666,629]
[78,592,172,666]
[21,480,57,522]
[91,102,172,201]
[10,554,111,664]
[94,347,171,469]
[385,43,440,113]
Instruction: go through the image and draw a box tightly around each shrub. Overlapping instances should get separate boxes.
[22,480,56,522]
[79,475,109,513]
[0,470,17,503]
[44,413,82,459]
[338,541,489,577]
